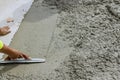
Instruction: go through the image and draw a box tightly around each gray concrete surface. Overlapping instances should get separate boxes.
[1,0,120,80]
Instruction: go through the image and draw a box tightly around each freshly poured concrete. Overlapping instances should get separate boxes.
[1,0,120,80]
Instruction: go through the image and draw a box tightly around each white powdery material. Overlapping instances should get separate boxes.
[0,0,34,58]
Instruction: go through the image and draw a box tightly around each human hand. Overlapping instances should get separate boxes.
[5,52,31,61]
[0,26,11,36]
[0,43,31,61]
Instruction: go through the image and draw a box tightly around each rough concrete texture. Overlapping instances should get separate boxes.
[1,0,120,80]
[43,0,120,80]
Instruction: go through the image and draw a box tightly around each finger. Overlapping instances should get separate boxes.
[4,26,10,29]
[7,18,14,23]
[22,54,31,60]
[6,30,11,34]
[18,54,24,59]
[5,27,10,31]
[2,30,11,35]
[18,55,22,58]
[4,56,11,61]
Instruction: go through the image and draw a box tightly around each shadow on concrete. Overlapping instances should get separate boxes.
[0,63,37,75]
[0,64,18,75]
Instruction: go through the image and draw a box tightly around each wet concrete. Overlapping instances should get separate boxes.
[0,0,61,80]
